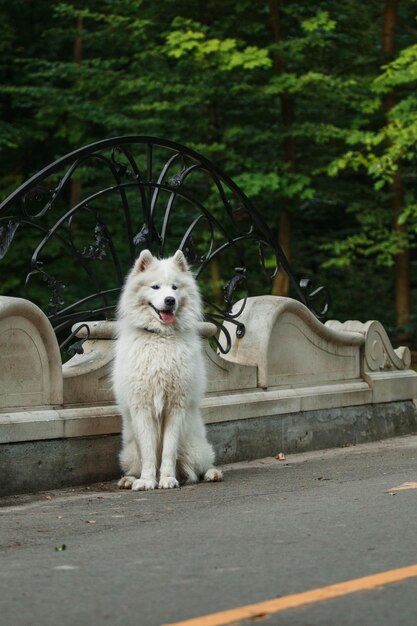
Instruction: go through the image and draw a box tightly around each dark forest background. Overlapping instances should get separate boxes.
[1,0,417,347]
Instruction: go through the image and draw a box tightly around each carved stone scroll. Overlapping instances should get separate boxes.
[325,320,411,371]
[221,296,364,389]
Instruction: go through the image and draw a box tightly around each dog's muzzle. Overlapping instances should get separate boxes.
[149,302,175,325]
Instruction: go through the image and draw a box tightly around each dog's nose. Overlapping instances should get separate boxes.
[164,297,176,307]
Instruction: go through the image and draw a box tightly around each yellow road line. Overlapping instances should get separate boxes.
[163,564,417,626]
[388,482,417,492]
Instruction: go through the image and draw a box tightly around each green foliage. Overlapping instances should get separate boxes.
[165,18,272,70]
[1,0,417,336]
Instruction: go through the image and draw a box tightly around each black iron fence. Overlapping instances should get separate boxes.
[0,136,329,355]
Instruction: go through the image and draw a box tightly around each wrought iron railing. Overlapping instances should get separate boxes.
[0,136,330,356]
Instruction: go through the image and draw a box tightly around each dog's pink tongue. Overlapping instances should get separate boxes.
[160,311,175,324]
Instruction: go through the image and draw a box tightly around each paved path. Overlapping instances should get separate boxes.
[1,435,417,626]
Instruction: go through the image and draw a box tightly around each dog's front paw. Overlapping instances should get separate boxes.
[159,476,179,489]
[131,478,158,491]
[118,475,137,489]
[203,468,223,482]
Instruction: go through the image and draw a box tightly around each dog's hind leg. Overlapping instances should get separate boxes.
[197,441,223,482]
[180,413,223,483]
[117,411,142,489]
[118,438,141,489]
[203,466,223,482]
[117,406,142,489]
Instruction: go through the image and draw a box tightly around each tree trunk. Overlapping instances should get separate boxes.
[382,0,410,330]
[210,257,222,306]
[73,15,83,64]
[197,2,223,305]
[268,0,295,296]
[70,16,83,209]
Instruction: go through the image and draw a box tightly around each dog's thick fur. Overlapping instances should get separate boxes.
[113,249,222,490]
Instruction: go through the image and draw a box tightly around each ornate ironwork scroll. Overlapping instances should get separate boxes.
[0,136,330,356]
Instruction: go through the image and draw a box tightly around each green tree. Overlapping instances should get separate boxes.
[1,0,417,342]
[324,0,417,334]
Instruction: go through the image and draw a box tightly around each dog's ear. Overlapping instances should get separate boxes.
[135,249,153,273]
[173,250,188,272]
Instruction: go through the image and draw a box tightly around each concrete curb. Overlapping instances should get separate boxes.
[1,400,416,497]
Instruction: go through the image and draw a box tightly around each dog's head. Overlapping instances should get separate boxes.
[118,250,202,334]
[134,249,186,326]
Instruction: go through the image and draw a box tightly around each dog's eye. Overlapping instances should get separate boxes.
[172,284,178,290]
[151,285,160,290]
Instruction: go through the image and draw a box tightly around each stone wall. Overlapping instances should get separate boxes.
[1,295,416,495]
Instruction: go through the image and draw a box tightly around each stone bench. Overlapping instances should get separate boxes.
[1,136,416,495]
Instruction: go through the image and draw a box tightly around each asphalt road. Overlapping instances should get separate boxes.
[1,435,417,626]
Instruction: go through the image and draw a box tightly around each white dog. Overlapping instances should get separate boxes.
[112,249,223,490]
